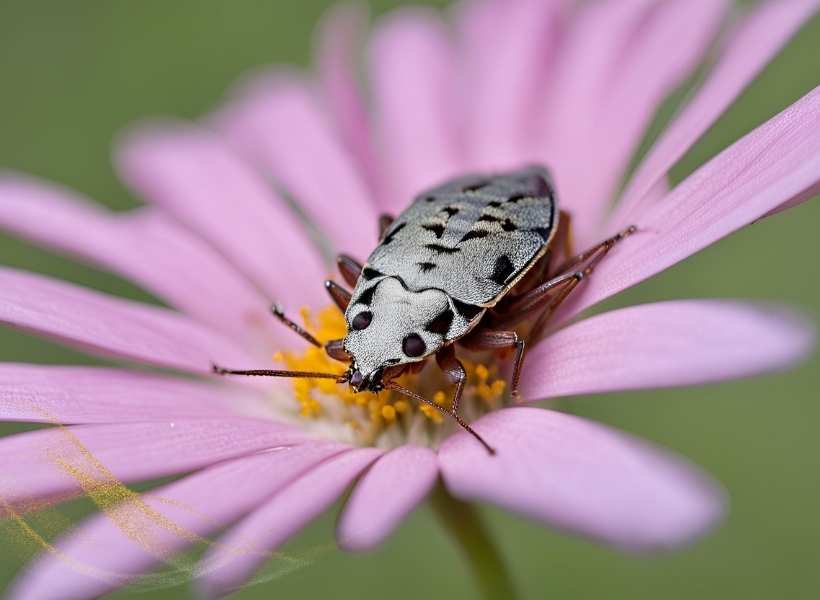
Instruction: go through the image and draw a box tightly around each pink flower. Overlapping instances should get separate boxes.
[1,1,818,598]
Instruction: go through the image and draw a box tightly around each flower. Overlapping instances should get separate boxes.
[0,0,818,598]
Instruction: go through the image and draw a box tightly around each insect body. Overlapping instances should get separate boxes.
[214,166,636,454]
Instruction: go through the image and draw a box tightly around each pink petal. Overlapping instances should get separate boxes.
[336,445,438,551]
[0,175,282,346]
[550,0,729,246]
[116,123,327,312]
[0,364,275,424]
[8,443,346,600]
[439,407,725,550]
[567,84,820,318]
[614,0,820,227]
[456,0,565,170]
[199,447,382,598]
[520,300,813,401]
[216,78,379,258]
[0,267,255,372]
[369,8,464,212]
[0,419,307,515]
[314,2,379,195]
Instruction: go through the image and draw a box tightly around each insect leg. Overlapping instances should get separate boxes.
[557,209,574,262]
[435,344,466,416]
[378,213,395,238]
[460,329,525,403]
[270,304,321,347]
[336,254,363,287]
[324,280,352,311]
[324,338,351,362]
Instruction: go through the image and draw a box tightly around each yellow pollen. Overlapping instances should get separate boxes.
[274,305,509,446]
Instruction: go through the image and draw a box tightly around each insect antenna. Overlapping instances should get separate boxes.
[211,363,347,382]
[384,382,496,455]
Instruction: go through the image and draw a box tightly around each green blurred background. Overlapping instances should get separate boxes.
[0,1,818,598]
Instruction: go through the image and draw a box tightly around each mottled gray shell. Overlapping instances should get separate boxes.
[369,165,556,307]
[344,167,557,369]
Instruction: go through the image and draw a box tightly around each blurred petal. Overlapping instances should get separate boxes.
[8,443,346,600]
[0,267,255,372]
[116,123,326,312]
[0,419,307,515]
[521,301,813,400]
[567,84,820,318]
[337,445,438,551]
[0,364,275,424]
[315,2,380,194]
[456,0,565,170]
[199,447,382,598]
[439,407,725,550]
[551,0,728,245]
[369,8,464,211]
[0,175,282,345]
[615,0,820,226]
[217,78,378,258]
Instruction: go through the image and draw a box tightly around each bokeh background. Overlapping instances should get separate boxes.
[0,1,818,598]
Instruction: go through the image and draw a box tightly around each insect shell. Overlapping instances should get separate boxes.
[343,165,557,392]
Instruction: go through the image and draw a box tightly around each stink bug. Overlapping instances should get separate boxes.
[213,166,636,453]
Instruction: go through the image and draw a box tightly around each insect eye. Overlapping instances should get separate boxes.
[402,333,427,357]
[351,311,372,331]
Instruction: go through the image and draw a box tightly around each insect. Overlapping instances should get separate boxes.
[213,166,635,454]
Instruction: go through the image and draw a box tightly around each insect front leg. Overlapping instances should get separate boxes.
[324,280,352,311]
[460,329,525,403]
[324,338,351,362]
[336,254,363,287]
[435,344,466,417]
[378,214,395,238]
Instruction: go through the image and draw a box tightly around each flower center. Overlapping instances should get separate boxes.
[273,306,508,449]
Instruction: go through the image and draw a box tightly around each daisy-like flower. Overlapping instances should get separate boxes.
[1,0,819,598]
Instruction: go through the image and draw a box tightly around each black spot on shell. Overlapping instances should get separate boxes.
[424,196,436,202]
[422,223,445,238]
[356,285,376,306]
[501,219,517,232]
[351,311,372,330]
[382,222,406,244]
[490,255,515,285]
[532,227,550,241]
[417,262,437,273]
[452,299,484,322]
[462,180,489,192]
[478,214,501,223]
[488,201,502,208]
[426,308,454,336]
[402,333,427,357]
[442,206,459,217]
[460,229,490,243]
[362,266,383,280]
[425,243,461,255]
[507,193,526,203]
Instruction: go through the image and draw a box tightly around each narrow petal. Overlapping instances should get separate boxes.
[314,3,380,194]
[566,84,820,318]
[8,443,346,600]
[550,0,728,245]
[0,364,276,424]
[369,8,464,211]
[0,267,255,372]
[0,175,282,345]
[199,447,382,598]
[217,79,379,258]
[615,0,820,225]
[520,301,813,401]
[0,419,307,515]
[439,407,725,550]
[337,445,438,551]
[456,0,565,170]
[116,124,327,312]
